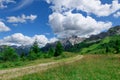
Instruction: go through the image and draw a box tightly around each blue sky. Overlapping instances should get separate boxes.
[0,0,53,39]
[0,0,120,46]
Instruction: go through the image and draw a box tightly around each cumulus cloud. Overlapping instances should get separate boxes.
[0,21,10,32]
[7,14,37,23]
[49,37,58,43]
[49,12,112,38]
[46,0,114,38]
[46,0,120,17]
[113,11,120,17]
[0,0,15,9]
[0,33,58,47]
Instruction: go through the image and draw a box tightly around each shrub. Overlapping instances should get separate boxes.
[48,47,55,57]
[0,46,19,62]
[54,41,64,57]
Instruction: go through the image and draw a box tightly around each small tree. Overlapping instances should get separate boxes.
[48,47,55,57]
[115,40,120,53]
[20,52,26,61]
[27,50,37,60]
[54,41,64,57]
[31,40,40,54]
[28,40,41,60]
[1,46,19,62]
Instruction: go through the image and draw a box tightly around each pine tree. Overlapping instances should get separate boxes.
[54,41,63,57]
[1,46,19,61]
[31,40,40,54]
[48,47,55,57]
[28,40,41,60]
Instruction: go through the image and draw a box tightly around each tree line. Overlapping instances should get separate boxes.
[0,41,63,62]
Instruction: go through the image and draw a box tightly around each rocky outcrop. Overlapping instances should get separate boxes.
[42,36,85,51]
[86,26,120,42]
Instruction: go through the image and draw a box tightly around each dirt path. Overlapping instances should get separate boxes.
[0,55,83,80]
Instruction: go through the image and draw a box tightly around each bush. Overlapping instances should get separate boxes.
[0,46,19,62]
[27,50,37,60]
[54,41,64,57]
[48,47,55,58]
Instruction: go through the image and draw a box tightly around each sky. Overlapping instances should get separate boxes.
[0,0,120,47]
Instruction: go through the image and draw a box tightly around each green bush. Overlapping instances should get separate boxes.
[48,47,55,58]
[27,50,37,60]
[54,41,64,57]
[0,46,19,62]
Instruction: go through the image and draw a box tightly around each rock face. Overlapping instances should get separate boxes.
[108,26,120,35]
[42,36,85,51]
[60,36,85,50]
[86,26,120,42]
[61,35,85,46]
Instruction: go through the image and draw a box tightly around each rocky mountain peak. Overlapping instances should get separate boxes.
[86,25,120,42]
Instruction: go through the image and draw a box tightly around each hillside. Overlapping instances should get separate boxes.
[80,35,120,54]
[68,26,120,53]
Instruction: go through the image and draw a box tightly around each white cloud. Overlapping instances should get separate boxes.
[46,0,115,38]
[13,0,34,10]
[0,33,58,47]
[49,37,58,43]
[0,21,10,32]
[49,12,112,38]
[0,0,15,9]
[113,11,120,17]
[46,0,120,17]
[7,14,37,23]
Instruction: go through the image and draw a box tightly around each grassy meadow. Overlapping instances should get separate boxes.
[0,52,76,70]
[13,54,120,80]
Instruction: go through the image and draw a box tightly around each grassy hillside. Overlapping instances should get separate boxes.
[80,35,120,54]
[13,54,120,80]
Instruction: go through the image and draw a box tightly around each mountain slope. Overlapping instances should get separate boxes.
[68,26,120,53]
[80,35,120,54]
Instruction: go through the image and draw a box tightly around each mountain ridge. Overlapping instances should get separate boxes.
[0,25,120,54]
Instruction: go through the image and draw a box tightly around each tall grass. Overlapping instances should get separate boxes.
[13,54,120,80]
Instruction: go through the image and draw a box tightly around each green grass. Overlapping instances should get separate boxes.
[0,58,54,70]
[0,52,76,70]
[13,54,120,80]
[80,35,120,54]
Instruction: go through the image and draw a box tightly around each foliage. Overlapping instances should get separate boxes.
[67,41,95,52]
[54,41,64,57]
[20,52,27,61]
[48,47,55,57]
[80,35,120,54]
[30,40,40,54]
[27,50,38,60]
[0,46,19,62]
[27,41,42,60]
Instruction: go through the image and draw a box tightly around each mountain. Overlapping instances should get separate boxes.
[69,25,120,53]
[42,26,120,52]
[0,26,120,54]
[86,25,120,43]
[42,35,85,51]
[79,35,120,54]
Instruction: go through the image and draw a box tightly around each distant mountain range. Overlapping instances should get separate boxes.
[86,25,120,42]
[0,25,120,54]
[42,25,120,51]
